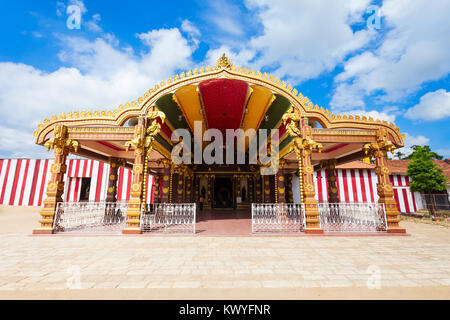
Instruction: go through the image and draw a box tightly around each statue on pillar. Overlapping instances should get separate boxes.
[363,128,405,233]
[34,124,78,234]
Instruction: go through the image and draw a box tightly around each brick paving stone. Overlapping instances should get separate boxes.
[0,220,449,294]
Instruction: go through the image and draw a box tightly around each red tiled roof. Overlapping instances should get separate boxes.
[336,161,375,169]
[435,160,450,183]
[387,160,450,183]
[387,160,410,174]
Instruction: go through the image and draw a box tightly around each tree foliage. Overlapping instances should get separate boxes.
[404,145,443,160]
[406,146,446,193]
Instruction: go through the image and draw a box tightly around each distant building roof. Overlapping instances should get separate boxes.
[336,161,375,169]
[387,159,450,183]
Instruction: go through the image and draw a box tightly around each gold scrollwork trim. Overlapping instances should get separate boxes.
[35,54,405,149]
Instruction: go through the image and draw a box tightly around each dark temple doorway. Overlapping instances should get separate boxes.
[213,177,234,209]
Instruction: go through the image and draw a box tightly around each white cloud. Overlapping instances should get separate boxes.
[394,132,430,158]
[331,0,450,110]
[405,89,450,121]
[181,20,200,39]
[85,13,102,33]
[0,27,197,157]
[243,0,374,83]
[0,125,45,158]
[204,45,255,69]
[203,1,245,38]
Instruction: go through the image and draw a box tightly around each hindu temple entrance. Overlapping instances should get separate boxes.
[213,177,234,210]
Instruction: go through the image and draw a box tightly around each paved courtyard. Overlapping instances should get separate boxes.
[0,206,449,299]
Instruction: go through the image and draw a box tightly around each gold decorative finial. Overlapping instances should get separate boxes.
[216,53,233,70]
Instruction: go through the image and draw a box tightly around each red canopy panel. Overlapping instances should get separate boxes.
[198,79,249,134]
[156,117,173,141]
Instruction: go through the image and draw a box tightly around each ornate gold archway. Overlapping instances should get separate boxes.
[32,55,406,235]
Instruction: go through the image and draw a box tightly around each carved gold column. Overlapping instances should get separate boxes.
[322,159,339,203]
[248,175,254,203]
[185,170,193,203]
[123,124,145,234]
[160,159,171,204]
[177,167,184,203]
[283,110,323,234]
[300,126,323,234]
[153,174,161,203]
[277,160,286,203]
[254,173,262,203]
[106,158,125,203]
[34,124,78,234]
[263,175,271,203]
[205,174,214,210]
[194,175,200,203]
[364,129,406,233]
[286,174,294,203]
[236,175,241,199]
[123,109,166,234]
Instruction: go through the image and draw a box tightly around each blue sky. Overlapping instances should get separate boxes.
[0,0,449,158]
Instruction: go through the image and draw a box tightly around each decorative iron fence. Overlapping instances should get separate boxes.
[252,203,306,233]
[141,203,196,234]
[318,202,387,233]
[53,201,128,234]
[419,194,450,215]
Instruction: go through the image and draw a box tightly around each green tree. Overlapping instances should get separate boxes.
[404,145,443,160]
[395,151,405,160]
[406,146,447,216]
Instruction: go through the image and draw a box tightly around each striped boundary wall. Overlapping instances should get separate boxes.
[0,159,417,213]
[294,169,419,214]
[0,159,154,207]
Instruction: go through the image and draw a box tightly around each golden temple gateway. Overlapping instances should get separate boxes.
[32,55,406,235]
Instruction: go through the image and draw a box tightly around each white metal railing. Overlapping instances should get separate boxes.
[53,201,128,234]
[318,202,387,233]
[252,203,306,233]
[141,203,196,234]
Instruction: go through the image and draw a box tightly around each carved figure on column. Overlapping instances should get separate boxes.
[123,109,166,234]
[283,108,323,234]
[34,124,78,234]
[321,159,339,203]
[363,128,405,233]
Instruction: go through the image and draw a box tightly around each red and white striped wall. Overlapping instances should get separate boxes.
[311,169,417,213]
[0,158,416,213]
[0,159,51,207]
[314,169,379,204]
[0,159,154,206]
[390,174,417,214]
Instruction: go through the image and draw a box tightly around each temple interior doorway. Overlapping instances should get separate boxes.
[213,177,234,210]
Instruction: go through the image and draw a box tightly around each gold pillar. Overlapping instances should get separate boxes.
[282,109,323,234]
[177,167,184,203]
[277,160,286,203]
[277,173,286,203]
[263,175,271,203]
[34,124,78,234]
[106,158,125,203]
[254,173,262,203]
[194,175,200,203]
[248,175,254,203]
[153,174,161,203]
[205,174,213,209]
[322,160,339,203]
[160,160,171,204]
[296,125,323,234]
[286,174,294,203]
[364,129,406,233]
[185,171,193,203]
[123,124,145,234]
